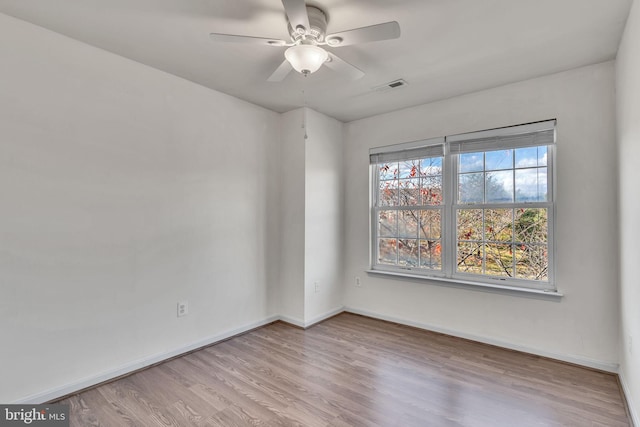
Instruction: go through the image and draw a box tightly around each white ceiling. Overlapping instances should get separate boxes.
[0,0,632,122]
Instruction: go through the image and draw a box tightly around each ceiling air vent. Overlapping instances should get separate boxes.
[372,79,408,92]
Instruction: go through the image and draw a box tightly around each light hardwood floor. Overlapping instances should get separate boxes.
[58,313,631,426]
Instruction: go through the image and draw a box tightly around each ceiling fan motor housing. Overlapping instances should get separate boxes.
[210,1,400,81]
[288,6,327,43]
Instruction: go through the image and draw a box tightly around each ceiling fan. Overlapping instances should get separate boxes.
[209,0,400,82]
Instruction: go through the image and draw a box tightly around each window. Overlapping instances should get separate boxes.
[370,120,556,291]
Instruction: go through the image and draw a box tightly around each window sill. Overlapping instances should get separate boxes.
[365,269,563,298]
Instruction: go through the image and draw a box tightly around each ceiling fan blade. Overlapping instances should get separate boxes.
[281,0,310,34]
[267,59,293,82]
[324,53,365,80]
[325,21,400,47]
[210,33,288,46]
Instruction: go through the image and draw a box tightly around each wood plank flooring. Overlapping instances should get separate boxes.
[58,313,631,426]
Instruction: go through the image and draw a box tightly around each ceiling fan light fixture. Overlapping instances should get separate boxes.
[285,44,328,76]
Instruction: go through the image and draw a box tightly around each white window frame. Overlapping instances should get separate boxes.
[370,120,556,292]
[370,137,446,278]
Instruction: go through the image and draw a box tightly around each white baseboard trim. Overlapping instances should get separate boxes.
[619,372,639,427]
[344,307,619,373]
[14,308,623,407]
[278,314,305,328]
[302,306,345,328]
[13,315,280,404]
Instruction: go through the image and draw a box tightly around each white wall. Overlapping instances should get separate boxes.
[0,13,281,403]
[278,109,306,324]
[304,109,344,324]
[278,108,345,326]
[343,62,619,370]
[616,0,640,422]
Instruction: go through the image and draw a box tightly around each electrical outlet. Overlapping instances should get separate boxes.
[355,276,361,287]
[177,301,188,317]
[314,281,320,293]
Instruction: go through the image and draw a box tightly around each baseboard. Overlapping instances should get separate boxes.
[302,306,345,328]
[14,307,622,405]
[278,314,305,328]
[13,315,280,404]
[619,372,639,427]
[344,307,619,373]
[14,309,341,403]
[277,307,344,329]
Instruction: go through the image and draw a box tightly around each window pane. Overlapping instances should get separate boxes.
[514,208,548,243]
[485,209,513,242]
[459,153,483,173]
[379,179,398,206]
[486,171,513,203]
[378,239,397,265]
[399,160,420,179]
[538,168,548,200]
[485,243,513,278]
[538,146,548,166]
[515,147,538,168]
[422,175,442,205]
[457,242,483,274]
[486,149,513,171]
[399,210,419,238]
[457,209,483,241]
[515,168,547,202]
[459,173,484,204]
[515,244,548,281]
[419,210,441,239]
[419,240,442,270]
[420,157,442,176]
[398,239,419,267]
[399,178,420,206]
[379,163,398,181]
[378,210,397,238]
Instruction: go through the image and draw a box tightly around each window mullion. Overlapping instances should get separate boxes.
[395,162,400,265]
[443,144,455,279]
[371,165,380,268]
[481,208,486,276]
[512,208,516,276]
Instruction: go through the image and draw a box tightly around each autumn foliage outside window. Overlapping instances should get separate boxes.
[370,120,556,291]
[377,157,444,271]
[455,146,549,281]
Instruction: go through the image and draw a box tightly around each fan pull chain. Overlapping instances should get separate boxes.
[302,90,308,140]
